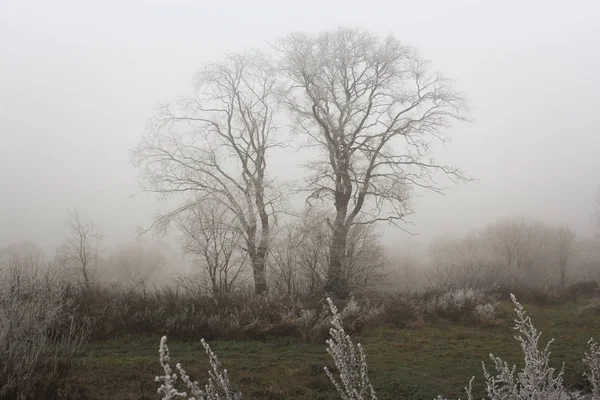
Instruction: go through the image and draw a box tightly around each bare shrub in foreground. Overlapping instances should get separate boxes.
[324,298,377,400]
[583,338,600,399]
[0,264,88,398]
[156,336,242,400]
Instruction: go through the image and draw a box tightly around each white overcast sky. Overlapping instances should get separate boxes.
[1,0,599,253]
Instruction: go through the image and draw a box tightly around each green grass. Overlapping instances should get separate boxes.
[65,299,600,399]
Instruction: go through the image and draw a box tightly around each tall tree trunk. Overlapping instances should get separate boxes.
[82,262,91,292]
[251,253,268,295]
[325,210,349,298]
[253,182,270,296]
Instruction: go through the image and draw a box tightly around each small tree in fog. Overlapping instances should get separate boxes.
[344,223,387,294]
[134,52,282,295]
[278,28,468,296]
[175,198,247,296]
[269,207,386,296]
[1,241,45,272]
[552,224,576,287]
[58,209,103,291]
[425,234,495,291]
[107,237,168,290]
[482,216,550,288]
[268,225,304,296]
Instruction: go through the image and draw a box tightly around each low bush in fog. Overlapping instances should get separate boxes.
[156,295,600,400]
[66,280,600,342]
[67,283,509,342]
[68,284,388,342]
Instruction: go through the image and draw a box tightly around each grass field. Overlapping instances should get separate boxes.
[65,299,600,400]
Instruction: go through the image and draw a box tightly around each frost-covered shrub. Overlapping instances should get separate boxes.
[74,286,385,342]
[473,303,498,325]
[583,338,600,398]
[324,298,377,400]
[156,336,242,400]
[0,266,88,398]
[476,294,567,399]
[425,287,497,323]
[379,293,422,328]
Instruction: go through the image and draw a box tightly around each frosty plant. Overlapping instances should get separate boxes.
[156,336,242,400]
[324,297,377,400]
[583,338,600,398]
[475,294,567,400]
[157,295,600,400]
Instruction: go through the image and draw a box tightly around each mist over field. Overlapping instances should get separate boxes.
[2,1,599,256]
[1,1,600,399]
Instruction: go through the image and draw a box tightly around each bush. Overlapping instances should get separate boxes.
[568,280,599,299]
[379,293,421,328]
[0,266,88,399]
[69,285,383,343]
[423,287,499,324]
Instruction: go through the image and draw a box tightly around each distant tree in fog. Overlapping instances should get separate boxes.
[175,198,247,296]
[482,216,550,288]
[107,237,167,290]
[268,224,305,296]
[426,233,495,291]
[269,207,386,296]
[552,224,576,287]
[133,52,281,295]
[0,241,45,272]
[57,209,103,291]
[277,28,469,296]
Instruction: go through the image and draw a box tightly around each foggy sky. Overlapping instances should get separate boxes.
[1,0,599,254]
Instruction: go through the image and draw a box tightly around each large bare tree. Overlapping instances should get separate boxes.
[278,28,468,296]
[133,52,280,295]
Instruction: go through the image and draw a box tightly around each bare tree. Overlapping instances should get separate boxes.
[107,237,168,290]
[0,241,45,272]
[482,216,550,288]
[553,224,576,287]
[344,223,387,293]
[425,233,496,291]
[269,207,386,296]
[268,226,303,296]
[278,28,468,296]
[175,198,247,296]
[133,52,282,295]
[58,209,102,291]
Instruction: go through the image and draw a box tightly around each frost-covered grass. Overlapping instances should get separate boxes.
[62,297,600,399]
[154,296,600,400]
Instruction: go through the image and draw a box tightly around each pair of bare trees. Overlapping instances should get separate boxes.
[134,28,468,297]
